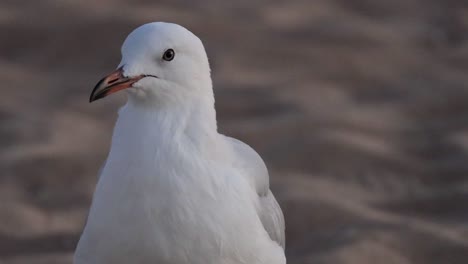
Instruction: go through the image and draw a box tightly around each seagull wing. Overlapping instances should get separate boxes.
[258,190,285,248]
[224,136,285,248]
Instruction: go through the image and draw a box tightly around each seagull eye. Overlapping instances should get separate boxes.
[162,49,175,61]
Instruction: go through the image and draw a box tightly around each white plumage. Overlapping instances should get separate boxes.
[75,22,285,264]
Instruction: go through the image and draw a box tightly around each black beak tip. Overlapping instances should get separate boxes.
[89,91,104,103]
[89,90,98,103]
[89,78,107,103]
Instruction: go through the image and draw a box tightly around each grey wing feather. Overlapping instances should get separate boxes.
[224,136,285,248]
[259,190,285,248]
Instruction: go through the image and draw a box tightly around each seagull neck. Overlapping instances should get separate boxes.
[115,95,218,148]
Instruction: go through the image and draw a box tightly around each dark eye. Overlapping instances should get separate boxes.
[162,49,175,61]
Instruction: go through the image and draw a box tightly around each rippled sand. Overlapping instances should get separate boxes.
[1,1,468,263]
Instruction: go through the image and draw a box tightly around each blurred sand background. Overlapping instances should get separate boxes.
[1,0,468,263]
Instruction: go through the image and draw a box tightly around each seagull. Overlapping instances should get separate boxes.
[74,22,286,264]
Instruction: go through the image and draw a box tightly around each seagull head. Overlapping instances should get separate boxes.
[90,22,212,106]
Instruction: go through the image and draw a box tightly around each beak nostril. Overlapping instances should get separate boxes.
[108,78,119,84]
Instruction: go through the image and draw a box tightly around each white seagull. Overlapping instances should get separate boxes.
[74,22,285,264]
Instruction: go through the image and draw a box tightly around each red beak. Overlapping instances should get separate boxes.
[90,66,148,102]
